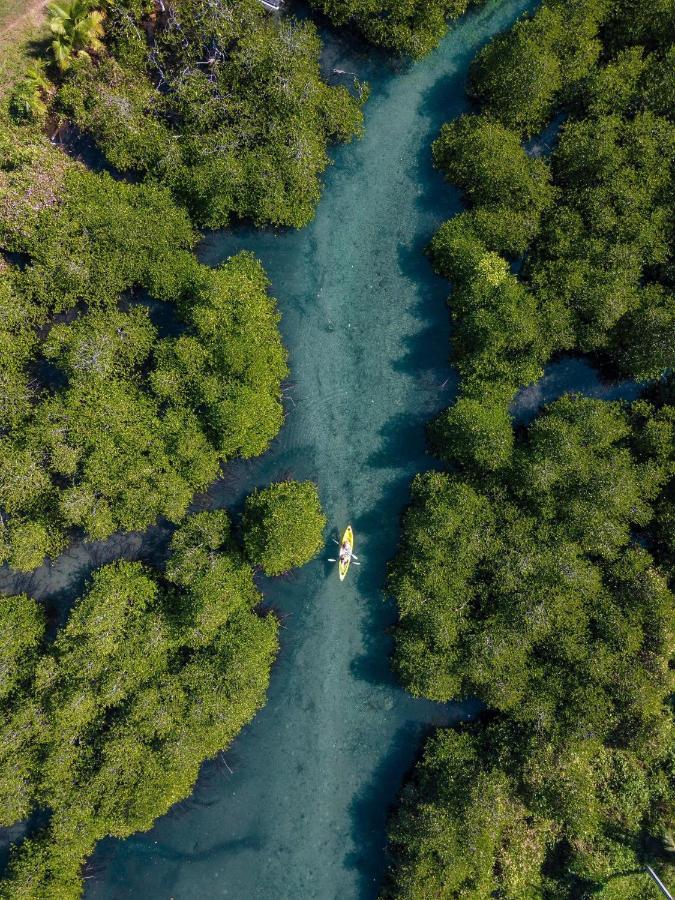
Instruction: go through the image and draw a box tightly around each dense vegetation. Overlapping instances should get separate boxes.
[243,480,326,576]
[2,0,672,896]
[385,0,675,896]
[52,0,365,228]
[0,512,280,898]
[1,0,365,571]
[306,0,474,57]
[0,2,345,892]
[0,123,287,569]
[386,393,674,897]
[428,0,674,438]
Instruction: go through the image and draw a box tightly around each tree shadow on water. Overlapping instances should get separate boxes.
[348,473,422,691]
[344,721,431,899]
[409,0,539,226]
[391,237,456,406]
[366,412,427,471]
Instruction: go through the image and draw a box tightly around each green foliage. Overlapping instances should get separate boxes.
[430,222,550,402]
[0,118,198,312]
[58,0,365,229]
[166,510,261,646]
[396,4,675,877]
[243,480,326,576]
[579,45,649,117]
[48,0,106,71]
[387,393,674,896]
[0,274,40,432]
[0,119,287,570]
[151,252,288,459]
[0,1,359,570]
[0,121,74,254]
[512,395,660,558]
[641,46,675,118]
[44,305,156,381]
[58,56,172,172]
[429,0,675,418]
[429,396,514,471]
[469,0,611,137]
[36,377,211,539]
[0,595,44,704]
[604,0,675,52]
[8,63,52,124]
[12,167,197,312]
[0,594,44,827]
[306,0,472,57]
[385,718,674,900]
[0,513,279,899]
[611,284,675,381]
[432,114,555,253]
[530,111,674,353]
[384,728,555,898]
[0,257,287,566]
[389,472,494,700]
[394,396,670,712]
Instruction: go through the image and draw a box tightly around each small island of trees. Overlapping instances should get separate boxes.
[243,480,327,576]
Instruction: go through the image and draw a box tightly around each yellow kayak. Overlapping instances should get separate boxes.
[338,525,354,581]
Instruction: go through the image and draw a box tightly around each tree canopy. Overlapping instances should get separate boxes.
[387,393,674,898]
[386,0,675,894]
[468,0,610,138]
[429,0,674,412]
[0,512,279,899]
[56,0,365,229]
[306,0,473,57]
[0,108,289,571]
[0,224,286,569]
[243,480,327,576]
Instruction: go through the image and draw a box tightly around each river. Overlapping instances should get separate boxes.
[0,0,640,896]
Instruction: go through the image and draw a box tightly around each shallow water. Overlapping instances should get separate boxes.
[512,356,642,424]
[1,1,639,896]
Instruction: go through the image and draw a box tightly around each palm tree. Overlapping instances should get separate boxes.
[47,0,105,71]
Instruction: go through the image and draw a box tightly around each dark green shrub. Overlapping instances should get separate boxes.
[433,115,554,221]
[469,0,609,137]
[243,481,326,576]
[429,396,514,470]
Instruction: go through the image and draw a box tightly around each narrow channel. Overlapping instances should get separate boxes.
[74,1,537,896]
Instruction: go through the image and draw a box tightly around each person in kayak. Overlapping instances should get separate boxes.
[339,540,352,565]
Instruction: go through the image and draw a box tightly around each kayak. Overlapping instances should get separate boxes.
[338,525,354,581]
